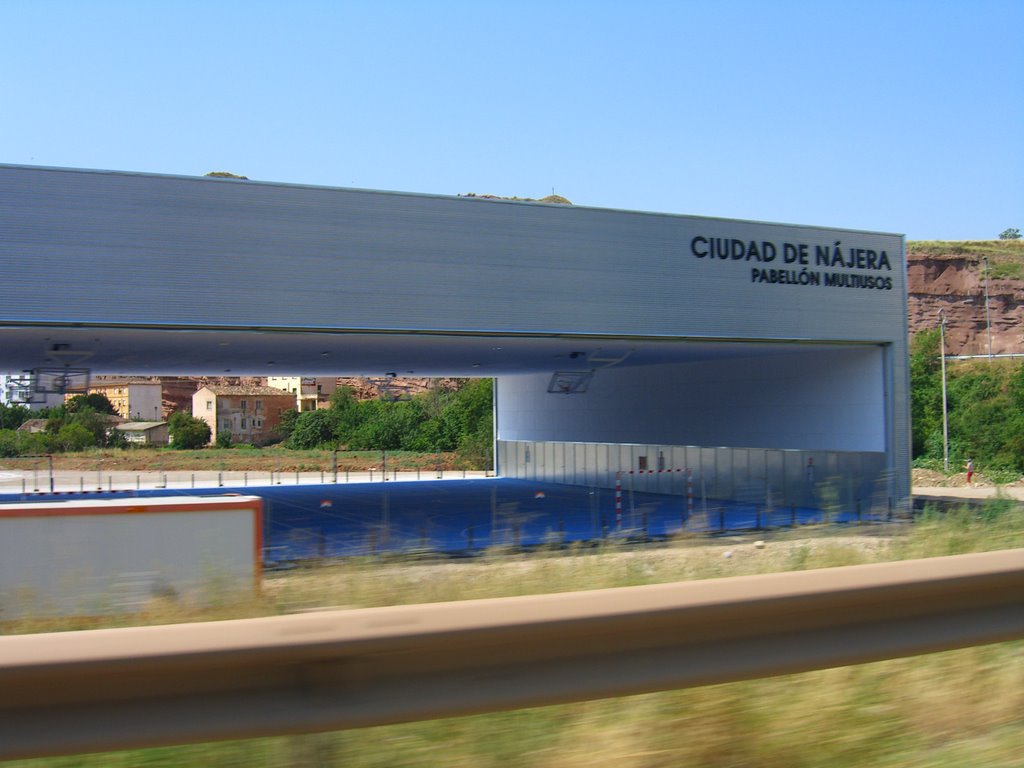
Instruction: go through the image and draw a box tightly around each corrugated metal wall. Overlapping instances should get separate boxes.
[0,165,905,343]
[498,439,892,516]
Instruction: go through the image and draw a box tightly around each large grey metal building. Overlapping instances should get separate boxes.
[0,165,909,512]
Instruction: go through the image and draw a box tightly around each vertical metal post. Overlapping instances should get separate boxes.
[984,257,993,360]
[940,309,949,472]
[48,454,54,494]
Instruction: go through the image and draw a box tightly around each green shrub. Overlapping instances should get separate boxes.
[168,412,212,450]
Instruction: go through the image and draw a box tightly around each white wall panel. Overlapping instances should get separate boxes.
[497,347,885,453]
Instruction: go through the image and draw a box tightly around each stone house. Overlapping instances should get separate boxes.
[192,385,295,446]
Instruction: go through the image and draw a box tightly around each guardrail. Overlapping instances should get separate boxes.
[1,549,1022,760]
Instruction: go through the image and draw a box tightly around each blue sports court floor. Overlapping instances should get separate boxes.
[0,478,882,565]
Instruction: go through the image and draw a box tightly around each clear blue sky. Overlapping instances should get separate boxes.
[2,0,1021,241]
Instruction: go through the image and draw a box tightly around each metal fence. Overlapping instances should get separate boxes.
[0,466,492,496]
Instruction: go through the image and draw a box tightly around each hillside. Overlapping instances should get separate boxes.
[907,239,1024,355]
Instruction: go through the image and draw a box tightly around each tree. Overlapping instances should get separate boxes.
[346,400,422,450]
[275,408,299,442]
[282,378,494,461]
[0,429,53,457]
[64,392,118,415]
[287,409,339,449]
[168,411,211,449]
[999,228,1021,240]
[0,402,31,431]
[41,400,118,449]
[327,386,365,443]
[909,328,943,459]
[425,378,495,463]
[56,422,96,452]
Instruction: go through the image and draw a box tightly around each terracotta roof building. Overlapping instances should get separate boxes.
[191,385,295,446]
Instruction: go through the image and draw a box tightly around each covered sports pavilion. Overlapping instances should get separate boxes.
[0,164,910,543]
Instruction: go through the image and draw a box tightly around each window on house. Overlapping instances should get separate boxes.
[206,400,212,411]
[255,400,262,411]
[240,399,248,411]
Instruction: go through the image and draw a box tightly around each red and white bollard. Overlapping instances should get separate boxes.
[686,468,694,520]
[615,471,623,529]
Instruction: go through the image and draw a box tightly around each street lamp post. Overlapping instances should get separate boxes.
[939,309,949,472]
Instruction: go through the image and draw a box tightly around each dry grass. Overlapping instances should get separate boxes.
[0,447,459,474]
[4,505,1023,767]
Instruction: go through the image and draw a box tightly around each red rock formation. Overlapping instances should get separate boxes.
[907,244,1024,356]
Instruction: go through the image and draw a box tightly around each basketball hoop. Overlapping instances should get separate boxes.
[547,371,593,394]
[31,367,91,395]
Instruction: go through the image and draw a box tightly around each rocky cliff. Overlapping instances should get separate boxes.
[907,240,1024,356]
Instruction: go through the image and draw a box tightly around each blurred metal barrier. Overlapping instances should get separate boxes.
[0,549,1021,760]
